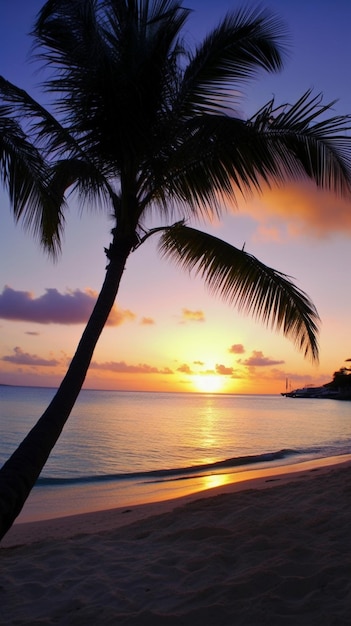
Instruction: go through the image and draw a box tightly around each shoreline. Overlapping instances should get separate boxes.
[12,452,351,527]
[3,453,351,548]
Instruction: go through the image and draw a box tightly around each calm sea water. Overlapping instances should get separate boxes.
[1,385,351,521]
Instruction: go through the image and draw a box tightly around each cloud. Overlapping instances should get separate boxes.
[140,317,155,325]
[178,362,234,376]
[0,286,135,326]
[90,360,173,374]
[177,363,194,374]
[216,363,234,375]
[239,350,285,367]
[181,308,205,323]
[25,331,40,336]
[106,307,135,326]
[238,183,351,240]
[229,343,245,354]
[2,346,59,367]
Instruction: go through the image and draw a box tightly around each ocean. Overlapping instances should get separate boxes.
[1,385,351,522]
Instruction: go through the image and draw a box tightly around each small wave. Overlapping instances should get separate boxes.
[37,448,298,487]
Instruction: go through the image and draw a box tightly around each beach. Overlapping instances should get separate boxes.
[2,458,351,625]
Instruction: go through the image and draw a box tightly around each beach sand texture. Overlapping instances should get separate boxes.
[1,462,351,625]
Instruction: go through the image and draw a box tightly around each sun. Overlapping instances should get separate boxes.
[192,374,225,393]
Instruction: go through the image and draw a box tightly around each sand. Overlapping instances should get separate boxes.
[1,459,351,625]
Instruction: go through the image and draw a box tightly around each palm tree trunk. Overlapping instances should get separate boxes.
[0,236,133,541]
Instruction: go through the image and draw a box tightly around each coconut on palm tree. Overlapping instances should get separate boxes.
[0,0,351,540]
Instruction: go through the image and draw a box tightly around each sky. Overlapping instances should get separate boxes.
[0,0,351,395]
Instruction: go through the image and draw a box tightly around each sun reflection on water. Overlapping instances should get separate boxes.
[198,472,232,491]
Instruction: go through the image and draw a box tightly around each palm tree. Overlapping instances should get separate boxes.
[1,0,351,540]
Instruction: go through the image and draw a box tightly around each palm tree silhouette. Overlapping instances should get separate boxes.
[0,0,351,539]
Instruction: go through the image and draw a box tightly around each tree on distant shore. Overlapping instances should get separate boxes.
[1,0,351,540]
[328,367,351,389]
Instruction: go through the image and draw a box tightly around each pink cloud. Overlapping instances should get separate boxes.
[239,350,285,367]
[2,346,59,367]
[0,286,135,326]
[229,344,245,354]
[106,307,135,326]
[140,317,155,325]
[238,183,351,240]
[90,360,173,374]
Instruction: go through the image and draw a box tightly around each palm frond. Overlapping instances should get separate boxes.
[158,223,320,361]
[0,77,80,158]
[145,115,262,216]
[0,107,63,256]
[0,77,118,250]
[49,157,116,214]
[148,90,351,219]
[179,6,288,115]
[249,90,351,194]
[32,0,189,162]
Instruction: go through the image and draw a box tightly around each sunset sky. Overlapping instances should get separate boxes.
[1,0,351,395]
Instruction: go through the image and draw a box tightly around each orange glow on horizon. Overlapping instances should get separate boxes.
[191,374,228,394]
